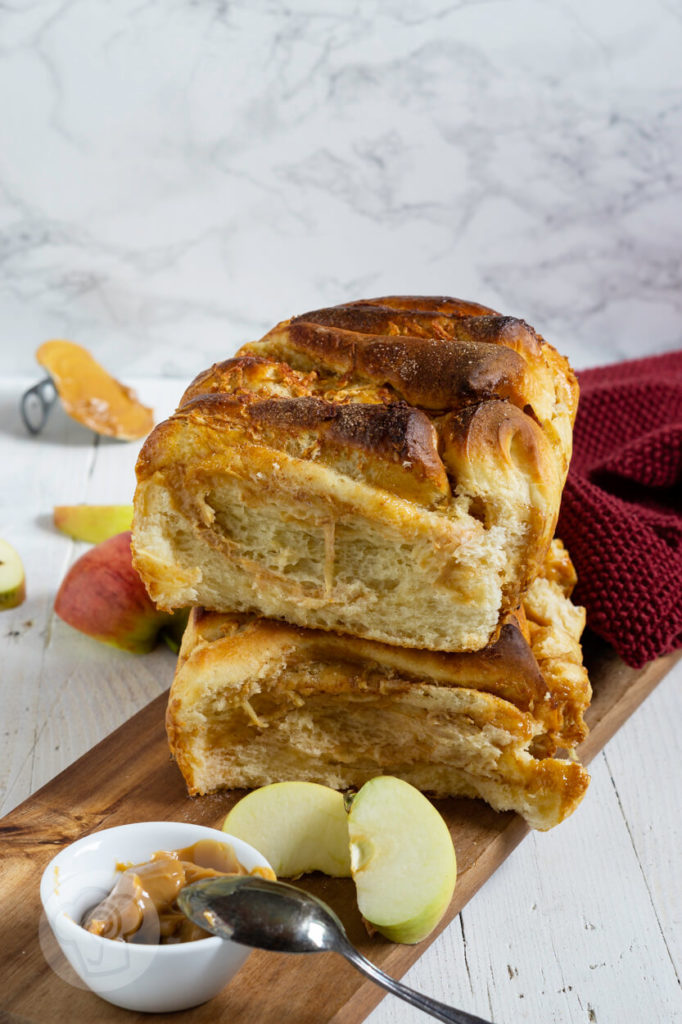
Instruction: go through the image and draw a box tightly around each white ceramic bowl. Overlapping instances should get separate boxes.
[40,820,273,1013]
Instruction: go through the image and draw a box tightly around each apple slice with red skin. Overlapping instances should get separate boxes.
[53,504,133,544]
[54,530,186,654]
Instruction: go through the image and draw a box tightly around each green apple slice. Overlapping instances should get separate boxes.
[53,504,134,543]
[347,776,457,944]
[223,782,352,878]
[0,539,26,610]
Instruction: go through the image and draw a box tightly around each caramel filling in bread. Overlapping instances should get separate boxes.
[166,541,591,831]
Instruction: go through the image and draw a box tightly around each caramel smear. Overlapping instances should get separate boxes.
[36,340,154,440]
[82,839,275,944]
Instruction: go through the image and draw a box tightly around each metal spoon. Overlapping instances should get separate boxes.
[178,875,495,1024]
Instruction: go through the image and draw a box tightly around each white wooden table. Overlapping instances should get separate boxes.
[1,375,680,1024]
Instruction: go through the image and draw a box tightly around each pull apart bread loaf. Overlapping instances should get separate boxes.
[166,540,591,830]
[132,296,578,653]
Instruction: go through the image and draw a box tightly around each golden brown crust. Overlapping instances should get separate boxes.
[165,540,591,830]
[133,295,578,652]
[178,390,449,506]
[252,320,533,412]
[178,355,317,408]
[294,304,543,358]
[345,294,501,316]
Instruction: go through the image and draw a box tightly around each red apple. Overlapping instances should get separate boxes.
[54,531,186,653]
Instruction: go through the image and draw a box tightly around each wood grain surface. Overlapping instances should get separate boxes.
[1,636,678,1024]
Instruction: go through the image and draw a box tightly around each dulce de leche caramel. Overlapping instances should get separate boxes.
[82,839,274,944]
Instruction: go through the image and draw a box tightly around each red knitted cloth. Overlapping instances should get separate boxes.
[557,350,682,668]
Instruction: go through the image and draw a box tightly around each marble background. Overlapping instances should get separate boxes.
[1,0,681,381]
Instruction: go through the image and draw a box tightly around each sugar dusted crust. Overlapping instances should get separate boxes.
[133,295,578,652]
[166,540,591,831]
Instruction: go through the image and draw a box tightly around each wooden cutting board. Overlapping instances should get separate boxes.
[1,636,679,1024]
